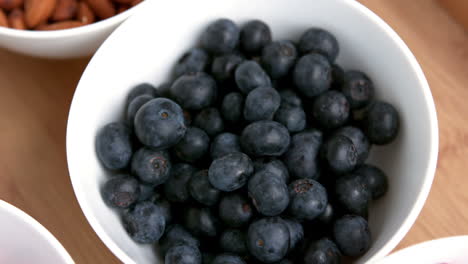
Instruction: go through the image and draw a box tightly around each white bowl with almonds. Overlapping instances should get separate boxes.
[0,0,145,58]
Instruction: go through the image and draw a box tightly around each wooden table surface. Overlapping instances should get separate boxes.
[0,0,467,263]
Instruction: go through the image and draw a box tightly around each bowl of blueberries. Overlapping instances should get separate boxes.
[66,0,438,263]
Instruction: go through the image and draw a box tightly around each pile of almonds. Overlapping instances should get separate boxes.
[0,0,143,31]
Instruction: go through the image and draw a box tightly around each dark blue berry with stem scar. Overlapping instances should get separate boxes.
[274,103,307,132]
[138,183,155,202]
[212,54,244,82]
[101,175,139,208]
[219,193,253,227]
[134,98,186,149]
[324,135,357,174]
[298,28,339,62]
[312,90,350,130]
[164,163,196,203]
[173,127,210,163]
[122,201,165,244]
[247,217,290,263]
[284,130,322,180]
[283,218,304,251]
[160,224,200,255]
[244,86,281,122]
[210,132,241,159]
[362,101,400,145]
[240,20,272,55]
[303,238,341,264]
[193,108,225,137]
[333,215,371,257]
[208,152,254,192]
[341,71,374,109]
[220,229,248,255]
[288,179,328,220]
[201,19,240,55]
[355,164,388,200]
[293,53,332,98]
[335,126,370,165]
[155,198,172,224]
[248,170,290,216]
[126,95,153,125]
[165,244,202,264]
[96,122,133,170]
[221,92,245,123]
[335,174,371,218]
[170,73,217,110]
[279,89,303,108]
[261,41,298,79]
[174,48,210,78]
[189,170,221,206]
[212,254,246,264]
[235,61,272,94]
[127,83,157,105]
[240,121,290,157]
[184,207,220,237]
[131,147,171,185]
[331,64,345,90]
[253,158,289,183]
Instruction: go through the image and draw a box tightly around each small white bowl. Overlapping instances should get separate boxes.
[66,0,439,263]
[0,200,74,264]
[0,2,146,59]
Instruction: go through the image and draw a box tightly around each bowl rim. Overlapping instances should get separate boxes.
[66,0,439,263]
[0,200,75,264]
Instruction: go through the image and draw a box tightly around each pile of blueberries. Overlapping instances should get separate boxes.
[96,18,399,264]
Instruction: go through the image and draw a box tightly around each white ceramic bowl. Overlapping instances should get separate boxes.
[0,200,74,264]
[66,0,439,263]
[0,2,146,59]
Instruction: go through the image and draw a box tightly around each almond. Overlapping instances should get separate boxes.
[76,1,94,24]
[52,0,78,22]
[0,8,8,27]
[131,0,142,7]
[25,0,57,28]
[113,0,133,3]
[85,0,115,19]
[8,8,26,29]
[0,0,23,11]
[117,4,130,14]
[36,20,83,30]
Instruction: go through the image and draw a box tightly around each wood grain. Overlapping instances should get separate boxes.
[0,0,466,263]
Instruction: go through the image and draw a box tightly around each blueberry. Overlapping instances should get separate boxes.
[221,92,245,123]
[138,183,155,202]
[189,170,221,206]
[154,198,172,224]
[174,48,210,78]
[341,71,374,109]
[244,86,281,122]
[331,64,345,90]
[219,193,253,227]
[240,121,290,157]
[333,215,371,257]
[193,108,225,137]
[160,224,200,254]
[335,174,371,217]
[212,54,244,82]
[164,163,196,203]
[134,98,186,149]
[282,218,304,251]
[247,217,290,263]
[201,19,240,55]
[284,130,322,179]
[209,152,254,192]
[335,126,370,165]
[203,252,216,264]
[299,28,339,62]
[184,207,220,237]
[101,175,139,208]
[253,158,289,183]
[240,20,272,55]
[131,147,171,185]
[212,254,246,264]
[248,170,290,216]
[211,132,241,159]
[171,73,217,110]
[122,201,165,243]
[354,164,388,200]
[288,179,328,220]
[362,101,400,145]
[126,95,153,126]
[293,53,331,98]
[156,82,173,99]
[303,238,341,264]
[127,83,157,105]
[261,41,298,79]
[276,259,293,264]
[220,229,248,255]
[312,90,350,130]
[317,203,335,225]
[279,89,303,108]
[274,104,307,132]
[324,135,357,174]
[235,61,272,94]
[174,127,210,163]
[165,244,202,264]
[96,122,133,170]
